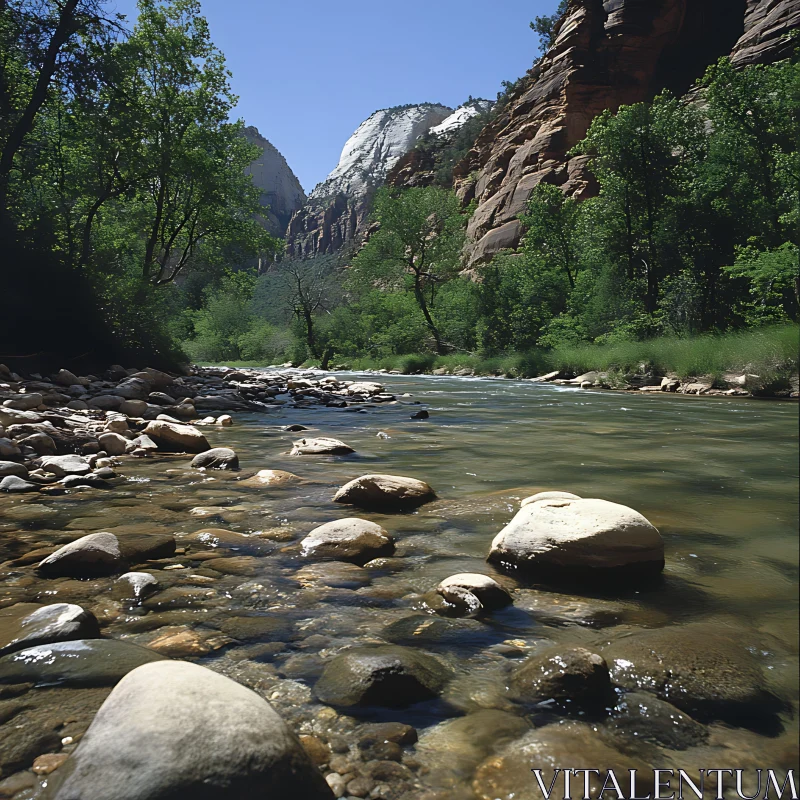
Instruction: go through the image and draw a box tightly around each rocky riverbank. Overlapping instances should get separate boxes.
[0,363,409,495]
[347,364,799,399]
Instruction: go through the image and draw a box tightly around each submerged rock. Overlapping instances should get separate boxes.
[606,691,708,750]
[471,722,653,800]
[315,645,452,707]
[290,437,355,455]
[333,473,436,510]
[603,623,783,723]
[488,494,664,581]
[301,518,395,565]
[0,639,166,687]
[191,447,239,470]
[509,646,615,710]
[42,661,334,799]
[38,532,176,578]
[382,614,499,651]
[0,603,100,657]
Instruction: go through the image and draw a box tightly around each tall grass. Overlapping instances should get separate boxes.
[546,325,799,379]
[336,325,799,381]
[199,325,798,385]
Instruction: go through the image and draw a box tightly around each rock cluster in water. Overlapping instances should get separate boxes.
[0,363,398,495]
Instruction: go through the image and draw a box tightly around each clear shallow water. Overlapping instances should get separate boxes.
[1,373,798,795]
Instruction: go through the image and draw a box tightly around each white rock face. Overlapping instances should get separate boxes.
[243,126,306,235]
[429,99,493,137]
[309,104,453,200]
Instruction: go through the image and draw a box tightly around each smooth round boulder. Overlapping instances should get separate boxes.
[488,496,664,581]
[19,432,57,455]
[333,474,436,510]
[0,603,101,657]
[509,646,615,710]
[38,532,175,578]
[3,392,43,410]
[42,661,334,800]
[191,447,239,470]
[142,420,210,453]
[37,454,91,477]
[54,369,81,386]
[315,645,452,708]
[217,415,233,426]
[437,574,512,613]
[602,623,782,722]
[119,399,147,416]
[346,382,383,396]
[88,395,124,411]
[290,437,354,456]
[0,639,166,687]
[301,518,395,566]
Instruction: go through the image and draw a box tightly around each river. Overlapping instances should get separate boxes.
[1,372,798,797]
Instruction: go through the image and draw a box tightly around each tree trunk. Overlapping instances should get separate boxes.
[0,0,81,221]
[413,272,445,355]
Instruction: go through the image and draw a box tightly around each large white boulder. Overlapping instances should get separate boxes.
[488,494,663,579]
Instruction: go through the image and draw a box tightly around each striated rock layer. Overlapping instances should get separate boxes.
[285,104,452,259]
[451,0,798,267]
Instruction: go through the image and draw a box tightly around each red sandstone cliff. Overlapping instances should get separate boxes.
[451,0,799,266]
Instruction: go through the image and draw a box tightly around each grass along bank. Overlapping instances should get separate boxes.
[301,326,800,393]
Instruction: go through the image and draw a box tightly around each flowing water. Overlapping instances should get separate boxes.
[1,373,798,797]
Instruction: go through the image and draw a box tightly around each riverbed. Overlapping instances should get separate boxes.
[1,372,798,798]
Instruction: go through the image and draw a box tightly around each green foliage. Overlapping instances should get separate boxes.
[350,187,467,354]
[724,243,800,324]
[0,0,277,366]
[530,0,568,54]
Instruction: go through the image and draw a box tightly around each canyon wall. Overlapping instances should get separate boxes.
[451,0,799,266]
[243,126,306,237]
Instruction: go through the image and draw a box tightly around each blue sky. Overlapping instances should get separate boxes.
[111,0,561,192]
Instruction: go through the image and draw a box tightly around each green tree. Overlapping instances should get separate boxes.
[122,0,272,286]
[574,94,706,314]
[350,187,466,354]
[530,0,568,54]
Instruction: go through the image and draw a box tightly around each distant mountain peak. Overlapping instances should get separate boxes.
[308,103,453,201]
[243,126,305,236]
